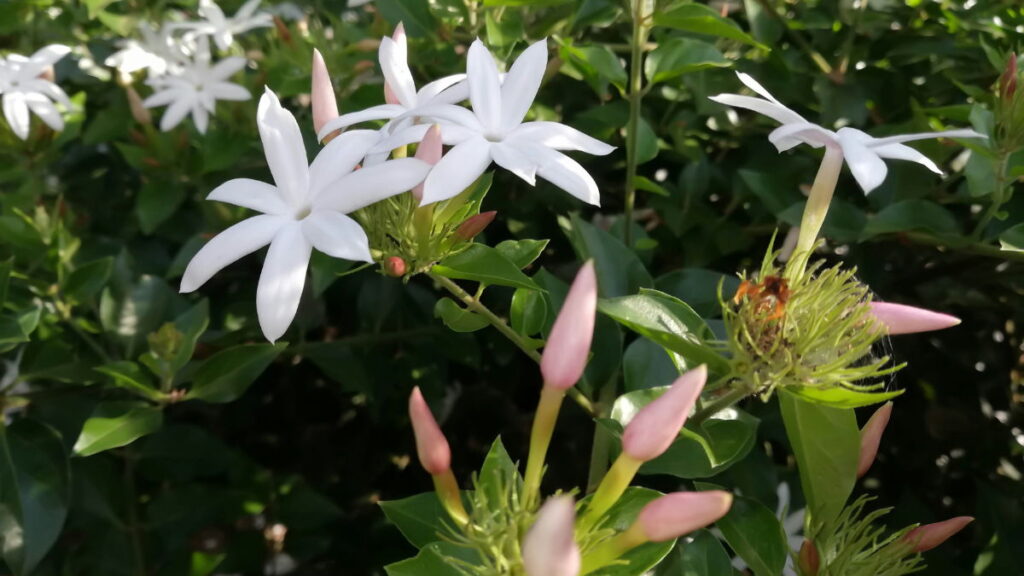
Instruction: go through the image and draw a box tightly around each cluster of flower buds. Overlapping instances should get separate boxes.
[407,261,732,575]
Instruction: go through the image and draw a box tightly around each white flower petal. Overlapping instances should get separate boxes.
[401,103,483,132]
[207,82,251,101]
[25,95,63,131]
[257,87,310,208]
[500,39,547,133]
[368,122,476,156]
[708,94,806,126]
[143,88,182,109]
[507,121,615,155]
[210,56,248,79]
[418,74,468,105]
[735,72,786,106]
[767,122,834,152]
[257,223,311,343]
[180,214,285,292]
[491,142,537,185]
[3,93,30,140]
[871,142,942,174]
[420,137,493,205]
[207,178,291,215]
[193,103,210,133]
[316,104,405,141]
[301,210,372,262]
[379,36,417,108]
[214,30,234,51]
[160,94,194,131]
[236,0,263,20]
[837,130,888,194]
[314,158,432,213]
[532,147,601,206]
[467,39,503,134]
[867,129,987,147]
[29,44,71,67]
[308,129,381,198]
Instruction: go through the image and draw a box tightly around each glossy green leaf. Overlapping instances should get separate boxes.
[380,492,452,550]
[623,338,679,391]
[188,343,286,403]
[384,541,478,575]
[790,385,902,409]
[435,297,490,333]
[583,487,676,575]
[697,483,787,576]
[495,238,548,269]
[656,268,739,318]
[64,257,114,304]
[861,199,959,239]
[433,244,541,290]
[644,38,730,84]
[511,288,548,336]
[779,390,859,533]
[93,361,162,401]
[73,402,164,456]
[136,180,186,234]
[654,3,767,48]
[653,530,733,576]
[563,213,653,298]
[999,223,1024,253]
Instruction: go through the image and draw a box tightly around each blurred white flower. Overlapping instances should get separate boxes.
[316,23,467,144]
[709,72,985,194]
[185,0,273,51]
[143,40,250,133]
[0,45,73,140]
[180,88,431,342]
[105,23,190,77]
[411,39,615,206]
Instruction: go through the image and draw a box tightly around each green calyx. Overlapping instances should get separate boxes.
[721,245,903,408]
[805,496,924,576]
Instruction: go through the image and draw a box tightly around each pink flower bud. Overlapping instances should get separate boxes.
[905,516,974,553]
[522,496,580,576]
[858,401,892,478]
[408,387,451,475]
[311,49,339,135]
[456,211,496,241]
[621,365,707,462]
[384,81,401,106]
[869,302,960,335]
[540,261,597,390]
[1001,53,1017,99]
[412,125,443,201]
[636,491,733,542]
[393,22,406,44]
[798,540,820,576]
[384,257,407,278]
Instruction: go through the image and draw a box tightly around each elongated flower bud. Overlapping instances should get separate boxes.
[522,496,580,576]
[1001,53,1018,99]
[125,85,152,125]
[869,302,961,335]
[621,365,707,462]
[412,124,443,201]
[311,49,338,136]
[408,387,450,475]
[905,517,974,552]
[798,540,820,576]
[635,491,733,543]
[858,401,892,478]
[541,261,597,390]
[456,211,496,241]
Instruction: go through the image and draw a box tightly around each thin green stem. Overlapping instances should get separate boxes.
[690,385,751,427]
[428,272,596,417]
[623,2,650,249]
[585,378,619,493]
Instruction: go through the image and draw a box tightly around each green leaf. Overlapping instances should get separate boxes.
[433,244,541,290]
[598,289,729,373]
[0,257,13,309]
[779,390,859,533]
[495,239,549,269]
[167,299,210,374]
[483,0,573,5]
[653,3,767,48]
[136,180,186,234]
[861,200,959,239]
[656,268,739,318]
[375,0,437,37]
[644,38,730,84]
[511,288,548,336]
[477,437,520,509]
[623,338,679,391]
[563,213,653,297]
[188,343,286,403]
[695,485,787,576]
[73,402,164,457]
[64,257,114,303]
[654,530,733,576]
[999,223,1024,253]
[380,492,453,550]
[0,419,71,576]
[790,385,902,409]
[434,297,490,333]
[94,361,162,401]
[385,541,478,576]
[582,487,676,575]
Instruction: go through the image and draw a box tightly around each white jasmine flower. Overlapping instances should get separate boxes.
[316,23,468,143]
[409,39,615,206]
[105,23,188,77]
[185,0,273,51]
[709,72,985,194]
[0,45,73,140]
[180,88,431,342]
[142,42,250,133]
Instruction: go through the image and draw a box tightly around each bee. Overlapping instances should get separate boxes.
[733,275,791,321]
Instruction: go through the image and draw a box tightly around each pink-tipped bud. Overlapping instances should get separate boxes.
[125,85,152,125]
[635,491,733,542]
[384,256,407,278]
[540,261,598,390]
[798,540,820,576]
[392,22,406,44]
[311,49,339,135]
[869,302,961,335]
[522,496,580,576]
[1001,53,1018,99]
[905,517,974,553]
[858,401,893,478]
[408,387,451,475]
[412,124,443,201]
[456,211,496,241]
[621,365,707,462]
[384,81,401,106]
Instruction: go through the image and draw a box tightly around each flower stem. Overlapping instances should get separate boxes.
[623,0,651,249]
[790,145,844,278]
[427,271,596,416]
[523,386,565,508]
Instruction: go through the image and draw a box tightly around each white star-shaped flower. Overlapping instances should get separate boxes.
[180,88,431,342]
[316,23,468,143]
[142,42,251,133]
[410,39,615,206]
[0,45,73,140]
[709,72,985,194]
[105,23,188,77]
[185,0,273,52]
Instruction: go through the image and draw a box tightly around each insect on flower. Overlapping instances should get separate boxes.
[733,275,791,321]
